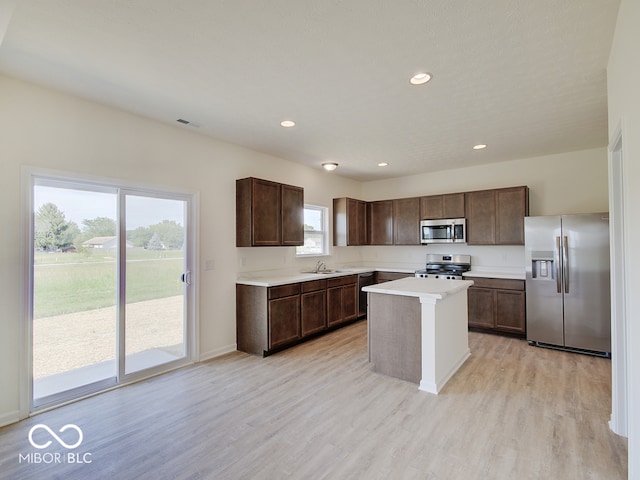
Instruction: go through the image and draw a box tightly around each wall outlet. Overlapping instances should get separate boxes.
[205,260,215,271]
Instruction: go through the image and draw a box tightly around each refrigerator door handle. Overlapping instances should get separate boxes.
[555,236,562,293]
[563,236,570,294]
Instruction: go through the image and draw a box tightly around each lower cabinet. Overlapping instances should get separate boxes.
[466,277,526,336]
[268,293,300,349]
[237,275,358,356]
[301,280,327,336]
[327,276,358,327]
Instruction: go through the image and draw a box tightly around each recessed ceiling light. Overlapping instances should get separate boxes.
[322,162,338,171]
[473,144,487,150]
[378,162,389,167]
[410,72,432,85]
[280,120,296,128]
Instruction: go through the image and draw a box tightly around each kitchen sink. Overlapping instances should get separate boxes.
[300,269,353,275]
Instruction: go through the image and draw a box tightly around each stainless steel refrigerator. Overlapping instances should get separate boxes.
[525,213,611,355]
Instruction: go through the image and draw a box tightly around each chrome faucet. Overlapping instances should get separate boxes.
[314,260,326,273]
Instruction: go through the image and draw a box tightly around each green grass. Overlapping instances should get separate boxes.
[33,250,185,318]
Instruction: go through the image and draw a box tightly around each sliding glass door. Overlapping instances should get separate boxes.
[31,176,193,409]
[32,185,119,404]
[123,193,187,375]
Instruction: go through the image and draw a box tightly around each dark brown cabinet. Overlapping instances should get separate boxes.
[367,200,394,245]
[333,198,366,246]
[237,275,359,356]
[326,275,358,327]
[281,183,305,246]
[465,189,497,244]
[420,193,465,219]
[301,279,327,336]
[393,197,421,245]
[495,187,529,244]
[465,186,528,245]
[236,177,304,247]
[466,277,526,336]
[268,293,301,350]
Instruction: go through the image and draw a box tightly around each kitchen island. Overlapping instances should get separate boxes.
[362,277,474,394]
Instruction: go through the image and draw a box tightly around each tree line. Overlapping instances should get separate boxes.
[34,203,184,252]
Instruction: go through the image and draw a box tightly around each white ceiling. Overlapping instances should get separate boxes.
[0,0,620,181]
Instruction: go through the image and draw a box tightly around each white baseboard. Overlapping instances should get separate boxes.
[0,410,22,428]
[198,343,237,362]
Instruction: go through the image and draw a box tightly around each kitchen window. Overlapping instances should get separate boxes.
[296,205,329,256]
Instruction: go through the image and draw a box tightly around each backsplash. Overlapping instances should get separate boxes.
[237,243,525,276]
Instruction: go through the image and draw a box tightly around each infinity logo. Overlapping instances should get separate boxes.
[28,424,83,450]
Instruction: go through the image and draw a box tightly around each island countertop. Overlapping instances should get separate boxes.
[362,277,474,301]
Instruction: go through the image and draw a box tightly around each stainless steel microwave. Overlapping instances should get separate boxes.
[420,218,466,244]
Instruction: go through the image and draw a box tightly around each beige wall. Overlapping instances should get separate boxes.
[608,0,640,474]
[361,148,609,216]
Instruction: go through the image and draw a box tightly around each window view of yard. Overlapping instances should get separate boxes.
[32,186,188,401]
[33,249,185,379]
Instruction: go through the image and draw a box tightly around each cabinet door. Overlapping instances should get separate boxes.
[252,179,282,246]
[443,193,465,218]
[367,200,394,245]
[495,290,526,333]
[467,287,495,328]
[393,197,421,245]
[347,198,366,245]
[496,187,528,245]
[465,190,496,244]
[420,193,465,219]
[420,195,443,219]
[326,286,343,327]
[301,289,326,337]
[268,295,300,349]
[281,184,304,246]
[342,283,358,322]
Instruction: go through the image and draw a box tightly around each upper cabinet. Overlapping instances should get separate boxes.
[281,184,305,246]
[420,193,465,219]
[393,197,421,245]
[333,198,366,246]
[367,200,394,245]
[465,186,529,245]
[236,177,304,247]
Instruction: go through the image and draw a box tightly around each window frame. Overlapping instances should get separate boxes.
[296,204,330,257]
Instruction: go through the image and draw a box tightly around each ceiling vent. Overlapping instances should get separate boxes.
[176,118,200,127]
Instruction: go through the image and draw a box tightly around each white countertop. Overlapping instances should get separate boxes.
[237,265,525,287]
[362,277,474,301]
[237,267,416,287]
[463,267,525,281]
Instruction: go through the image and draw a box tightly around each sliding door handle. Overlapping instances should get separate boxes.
[180,271,192,286]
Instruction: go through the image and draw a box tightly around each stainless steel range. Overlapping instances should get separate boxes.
[415,254,471,280]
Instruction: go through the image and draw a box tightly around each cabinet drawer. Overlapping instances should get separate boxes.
[301,279,327,293]
[327,275,357,288]
[465,277,524,291]
[268,283,301,299]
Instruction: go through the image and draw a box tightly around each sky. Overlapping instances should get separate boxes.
[34,186,185,230]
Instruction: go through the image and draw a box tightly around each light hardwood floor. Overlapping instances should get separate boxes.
[0,320,627,479]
